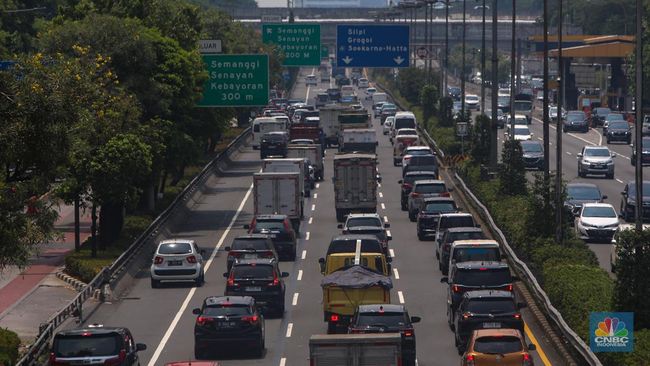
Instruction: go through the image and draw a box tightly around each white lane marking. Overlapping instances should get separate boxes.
[381,203,386,210]
[389,248,395,257]
[311,204,316,211]
[619,154,631,160]
[286,323,293,338]
[378,183,382,188]
[297,269,303,281]
[305,232,311,240]
[316,183,320,189]
[549,142,553,145]
[292,293,299,306]
[393,268,400,279]
[387,230,392,238]
[147,182,254,366]
[313,193,318,199]
[384,215,389,223]
[537,137,543,141]
[566,151,572,155]
[379,192,384,198]
[301,250,307,260]
[594,128,603,146]
[616,178,624,184]
[398,291,405,304]
[280,358,287,366]
[308,217,313,224]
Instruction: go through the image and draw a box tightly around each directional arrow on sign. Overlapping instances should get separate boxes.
[342,56,353,65]
[394,56,405,65]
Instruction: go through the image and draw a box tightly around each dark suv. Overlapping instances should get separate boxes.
[49,325,146,366]
[348,304,421,366]
[260,131,288,159]
[620,180,650,222]
[437,227,487,275]
[440,261,515,329]
[399,171,439,211]
[225,234,277,270]
[453,290,526,354]
[416,197,458,240]
[193,296,264,359]
[245,215,297,261]
[631,137,650,166]
[605,120,632,144]
[224,258,289,317]
[402,154,438,178]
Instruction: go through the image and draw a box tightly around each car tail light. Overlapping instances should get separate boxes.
[268,273,280,287]
[410,192,420,198]
[440,192,451,197]
[154,256,163,265]
[402,183,412,190]
[186,255,197,264]
[227,273,238,287]
[465,354,475,366]
[196,316,213,326]
[284,219,292,232]
[228,251,240,258]
[49,353,70,366]
[402,329,414,337]
[103,350,126,366]
[514,313,521,319]
[503,284,513,292]
[330,314,339,322]
[522,353,532,366]
[462,312,472,320]
[262,251,275,258]
[452,285,463,293]
[242,315,259,323]
[249,218,256,233]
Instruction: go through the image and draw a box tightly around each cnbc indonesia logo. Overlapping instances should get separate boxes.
[591,313,634,352]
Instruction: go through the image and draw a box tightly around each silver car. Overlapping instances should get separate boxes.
[407,180,451,221]
[150,239,205,288]
[577,146,616,179]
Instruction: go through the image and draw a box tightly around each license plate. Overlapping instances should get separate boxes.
[243,254,258,259]
[167,260,182,266]
[246,286,262,292]
[483,322,501,329]
[216,321,237,328]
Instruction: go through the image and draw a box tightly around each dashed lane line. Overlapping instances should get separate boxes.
[389,248,395,257]
[305,232,310,241]
[393,268,400,279]
[384,215,389,223]
[616,178,624,184]
[292,293,299,306]
[311,204,316,211]
[301,250,307,260]
[286,323,293,338]
[381,203,386,210]
[313,193,318,199]
[379,192,384,198]
[280,358,286,366]
[297,270,303,281]
[308,217,313,224]
[398,291,405,304]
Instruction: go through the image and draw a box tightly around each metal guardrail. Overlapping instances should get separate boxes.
[16,127,251,366]
[376,82,601,365]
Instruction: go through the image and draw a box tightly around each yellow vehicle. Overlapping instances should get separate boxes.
[319,251,391,276]
[321,265,392,333]
[462,329,536,366]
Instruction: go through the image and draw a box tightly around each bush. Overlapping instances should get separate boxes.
[613,228,650,329]
[598,328,650,366]
[529,238,599,277]
[0,328,20,365]
[543,264,614,339]
[65,239,128,283]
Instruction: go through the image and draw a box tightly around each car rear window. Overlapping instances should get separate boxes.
[415,183,447,194]
[467,299,516,314]
[447,231,487,243]
[424,202,456,213]
[440,216,475,229]
[454,268,512,287]
[453,247,501,262]
[405,174,437,185]
[473,335,522,353]
[233,265,274,279]
[347,217,382,227]
[394,118,416,130]
[158,243,192,254]
[328,239,382,254]
[54,333,121,357]
[254,220,285,231]
[203,304,251,316]
[231,239,269,251]
[357,312,408,327]
[410,156,437,166]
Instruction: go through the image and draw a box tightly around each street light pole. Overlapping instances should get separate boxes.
[461,0,467,116]
[481,0,486,113]
[635,0,643,230]
[509,0,516,140]
[543,0,550,206]
[444,0,449,94]
[489,0,498,169]
[555,0,564,244]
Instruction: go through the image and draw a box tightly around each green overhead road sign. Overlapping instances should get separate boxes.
[262,24,321,66]
[198,54,269,107]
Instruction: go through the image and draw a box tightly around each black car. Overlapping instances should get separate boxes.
[224,258,289,316]
[520,140,544,170]
[620,180,650,222]
[565,183,606,218]
[260,131,288,159]
[225,234,278,271]
[402,154,439,178]
[49,325,146,366]
[453,290,526,354]
[326,235,386,256]
[632,137,650,166]
[563,111,588,132]
[605,120,632,144]
[245,215,297,260]
[340,228,392,255]
[348,304,421,366]
[193,296,264,359]
[437,227,487,275]
[440,261,515,330]
[497,96,510,114]
[416,197,458,240]
[591,107,611,127]
[448,86,461,101]
[399,171,439,211]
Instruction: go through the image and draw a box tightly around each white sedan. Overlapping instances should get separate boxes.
[505,126,533,141]
[575,203,619,242]
[383,116,395,135]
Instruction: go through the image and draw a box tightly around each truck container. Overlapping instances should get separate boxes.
[333,153,378,222]
[319,105,353,148]
[309,333,402,366]
[339,112,370,132]
[253,172,303,232]
[321,265,392,333]
[287,144,324,181]
[339,128,378,154]
[289,124,320,144]
[262,158,310,198]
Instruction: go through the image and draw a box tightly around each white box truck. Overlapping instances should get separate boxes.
[253,172,303,232]
[339,128,378,154]
[262,158,310,198]
[333,153,378,222]
[252,117,287,149]
[287,144,324,181]
[309,333,403,366]
[319,105,348,148]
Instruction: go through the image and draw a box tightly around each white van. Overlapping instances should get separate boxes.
[252,117,287,149]
[390,111,417,140]
[448,240,502,272]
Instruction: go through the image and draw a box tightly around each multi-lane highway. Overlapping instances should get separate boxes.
[69,68,566,365]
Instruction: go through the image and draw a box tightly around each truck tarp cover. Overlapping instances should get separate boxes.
[320,266,393,289]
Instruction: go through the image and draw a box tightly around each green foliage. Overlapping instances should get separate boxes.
[498,140,527,196]
[470,114,491,165]
[529,238,599,276]
[525,172,572,240]
[548,0,633,35]
[543,264,614,339]
[0,328,19,365]
[395,68,427,105]
[419,84,438,126]
[598,328,650,366]
[614,228,650,329]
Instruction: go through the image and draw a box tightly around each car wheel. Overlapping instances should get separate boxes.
[607,172,614,179]
[150,278,160,288]
[195,271,205,287]
[194,345,206,360]
[401,202,407,211]
[447,308,455,331]
[632,157,636,166]
[408,210,416,222]
[417,231,425,241]
[606,137,611,144]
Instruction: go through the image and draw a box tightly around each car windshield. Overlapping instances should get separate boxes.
[405,149,431,156]
[328,239,382,254]
[514,101,531,110]
[567,113,585,122]
[410,156,437,165]
[159,243,192,254]
[607,114,624,121]
[232,265,274,279]
[609,121,628,129]
[203,304,251,316]
[346,228,387,241]
[253,220,285,231]
[397,129,417,136]
[628,182,650,196]
[643,138,650,147]
[395,119,416,130]
[424,202,456,213]
[585,148,610,157]
[405,174,437,184]
[415,183,447,194]
[522,143,542,153]
[231,239,268,251]
[453,247,501,262]
[347,217,382,227]
[454,268,511,286]
[595,108,611,115]
[582,206,617,218]
[467,299,516,314]
[567,186,601,200]
[473,336,523,354]
[466,96,479,102]
[356,312,408,327]
[54,334,120,357]
[514,127,530,135]
[447,231,486,243]
[382,104,396,109]
[497,97,509,104]
[440,216,475,229]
